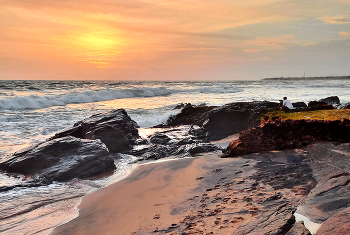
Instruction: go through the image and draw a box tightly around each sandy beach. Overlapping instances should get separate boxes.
[52,141,350,235]
[52,148,300,235]
[53,153,258,235]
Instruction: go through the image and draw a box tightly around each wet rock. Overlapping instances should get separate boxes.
[129,126,218,160]
[130,143,218,161]
[233,203,296,235]
[286,221,311,235]
[292,102,307,108]
[308,101,334,110]
[130,144,173,160]
[319,96,340,105]
[50,109,139,153]
[150,133,171,144]
[316,207,350,235]
[265,192,283,202]
[343,103,350,109]
[223,119,350,157]
[204,101,279,141]
[164,101,279,141]
[0,136,115,182]
[166,104,215,127]
[174,103,186,109]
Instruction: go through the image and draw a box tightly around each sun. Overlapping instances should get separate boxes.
[62,29,127,68]
[74,31,122,50]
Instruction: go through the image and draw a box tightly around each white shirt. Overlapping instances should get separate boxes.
[283,99,294,109]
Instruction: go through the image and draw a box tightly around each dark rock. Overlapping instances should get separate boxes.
[50,109,139,153]
[130,142,218,161]
[130,144,173,160]
[150,133,171,144]
[319,96,340,105]
[292,102,307,108]
[204,101,279,141]
[265,192,283,202]
[223,119,350,157]
[233,203,296,235]
[308,101,334,110]
[174,103,186,109]
[316,207,350,235]
[128,126,218,161]
[286,221,312,235]
[0,136,115,182]
[343,103,350,109]
[187,143,218,155]
[165,101,279,141]
[166,104,215,127]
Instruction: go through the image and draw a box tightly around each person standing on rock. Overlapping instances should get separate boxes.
[282,97,294,110]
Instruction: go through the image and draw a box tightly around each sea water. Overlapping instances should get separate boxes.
[0,79,349,234]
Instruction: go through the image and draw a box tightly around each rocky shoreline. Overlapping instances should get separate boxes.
[1,96,350,234]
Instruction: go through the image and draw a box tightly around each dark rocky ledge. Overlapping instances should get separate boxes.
[223,119,350,157]
[161,101,280,141]
[50,109,140,153]
[0,136,116,182]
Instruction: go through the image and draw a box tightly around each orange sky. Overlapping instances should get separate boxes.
[1,0,350,80]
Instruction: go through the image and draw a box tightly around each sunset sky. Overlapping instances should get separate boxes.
[1,0,350,80]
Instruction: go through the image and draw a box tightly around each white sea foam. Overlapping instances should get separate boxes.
[130,108,182,128]
[0,87,172,110]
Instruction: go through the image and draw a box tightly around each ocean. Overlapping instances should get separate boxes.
[0,79,350,234]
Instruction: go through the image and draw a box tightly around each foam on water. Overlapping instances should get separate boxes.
[0,87,172,110]
[0,155,137,235]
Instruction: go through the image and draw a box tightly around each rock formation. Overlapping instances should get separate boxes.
[50,109,140,153]
[319,96,340,105]
[286,221,312,235]
[223,119,350,157]
[316,207,350,235]
[128,125,218,161]
[0,136,115,182]
[164,101,280,141]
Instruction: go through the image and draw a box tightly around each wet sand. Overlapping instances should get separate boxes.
[53,153,259,235]
[53,142,350,235]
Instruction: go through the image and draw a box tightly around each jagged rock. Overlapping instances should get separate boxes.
[223,119,350,157]
[286,221,312,235]
[204,101,279,141]
[166,104,215,127]
[128,126,218,160]
[150,133,171,144]
[130,142,218,161]
[316,207,350,235]
[174,103,186,109]
[50,109,139,153]
[0,136,115,182]
[343,103,350,109]
[293,102,307,108]
[308,101,334,110]
[130,144,173,160]
[319,96,340,105]
[233,203,296,235]
[164,101,279,141]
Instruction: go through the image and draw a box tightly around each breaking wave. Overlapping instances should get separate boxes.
[0,87,172,110]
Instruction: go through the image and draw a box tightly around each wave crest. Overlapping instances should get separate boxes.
[0,87,172,110]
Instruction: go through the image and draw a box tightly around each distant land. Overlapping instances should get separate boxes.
[263,75,350,81]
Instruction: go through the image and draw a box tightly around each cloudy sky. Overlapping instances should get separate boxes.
[1,0,350,80]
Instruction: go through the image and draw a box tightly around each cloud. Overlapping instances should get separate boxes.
[319,14,350,24]
[339,31,350,36]
[241,35,295,52]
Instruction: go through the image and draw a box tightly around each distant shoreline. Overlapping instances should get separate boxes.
[263,75,350,80]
